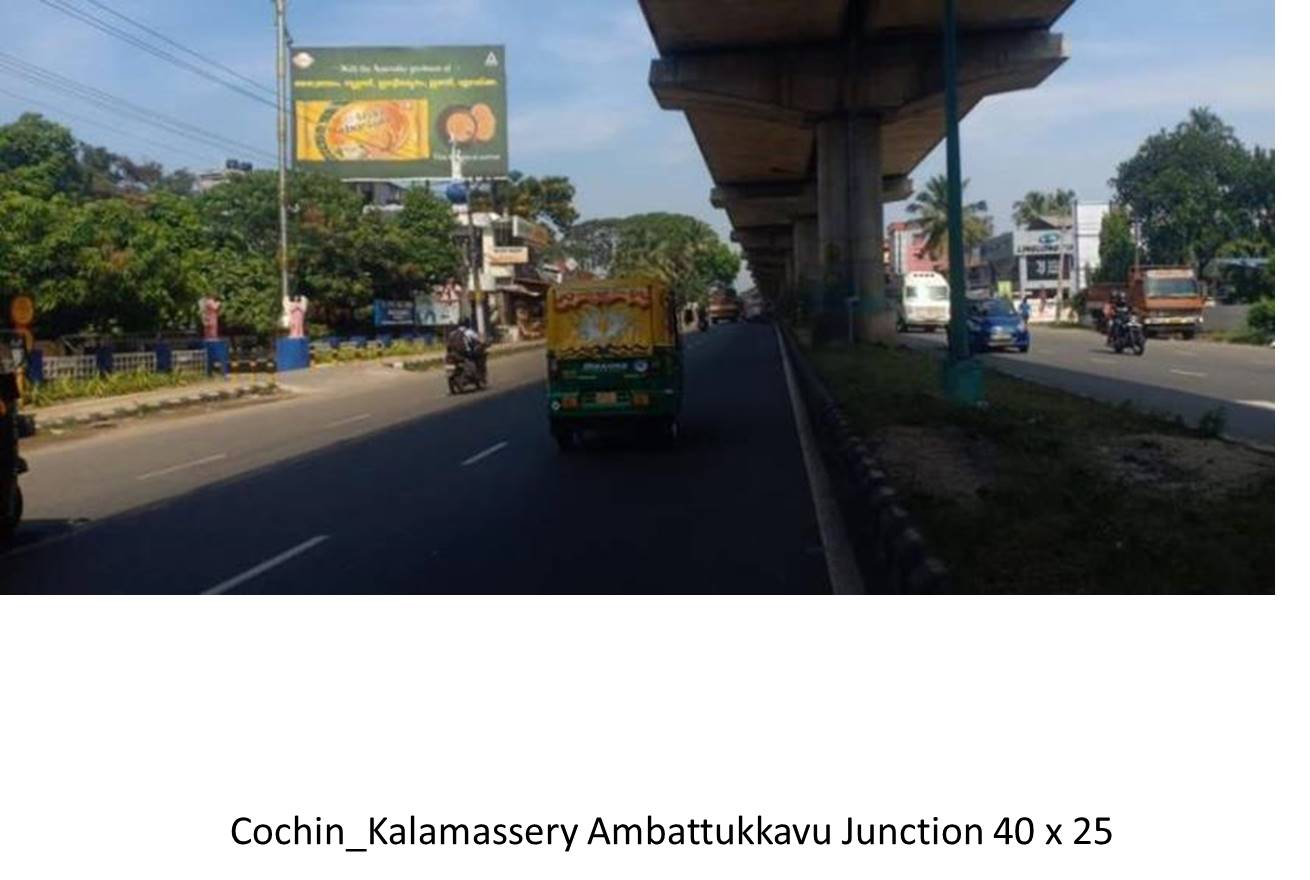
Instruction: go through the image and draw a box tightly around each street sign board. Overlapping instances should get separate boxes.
[291,45,508,180]
[373,299,416,326]
[1014,228,1073,256]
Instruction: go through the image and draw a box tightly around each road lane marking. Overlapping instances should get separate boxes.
[323,413,372,429]
[1237,399,1276,411]
[1169,369,1208,378]
[461,441,508,467]
[135,453,228,481]
[203,535,330,595]
[776,327,863,595]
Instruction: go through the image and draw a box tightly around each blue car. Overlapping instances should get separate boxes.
[967,298,1030,353]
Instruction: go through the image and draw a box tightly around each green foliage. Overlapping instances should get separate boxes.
[1112,108,1272,272]
[906,174,991,260]
[1095,207,1136,283]
[1012,189,1075,227]
[22,368,206,408]
[1246,298,1274,340]
[471,170,578,234]
[609,213,738,305]
[0,113,86,198]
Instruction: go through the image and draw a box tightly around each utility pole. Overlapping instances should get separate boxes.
[941,0,981,402]
[273,0,291,309]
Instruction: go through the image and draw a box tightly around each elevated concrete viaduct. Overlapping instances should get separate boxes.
[641,0,1073,339]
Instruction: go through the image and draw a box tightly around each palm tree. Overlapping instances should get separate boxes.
[906,174,991,260]
[1012,189,1075,227]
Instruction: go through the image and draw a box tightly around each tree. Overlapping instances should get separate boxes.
[0,113,86,198]
[555,218,625,275]
[394,187,460,285]
[906,174,991,260]
[471,171,578,234]
[1095,206,1136,283]
[1111,107,1260,273]
[1012,188,1076,227]
[611,213,735,305]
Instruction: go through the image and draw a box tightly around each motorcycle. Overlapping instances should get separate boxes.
[445,349,487,394]
[1109,312,1146,356]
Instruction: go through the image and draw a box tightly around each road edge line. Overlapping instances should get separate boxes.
[775,326,864,595]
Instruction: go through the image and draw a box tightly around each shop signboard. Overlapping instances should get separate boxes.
[373,299,415,326]
[414,295,461,327]
[291,45,508,180]
[488,246,529,266]
[1015,228,1074,256]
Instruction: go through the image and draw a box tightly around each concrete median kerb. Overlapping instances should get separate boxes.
[779,324,950,593]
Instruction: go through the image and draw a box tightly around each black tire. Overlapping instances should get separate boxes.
[551,423,576,451]
[1182,329,1196,340]
[0,482,22,544]
[1132,333,1146,356]
[447,378,458,395]
[896,316,907,332]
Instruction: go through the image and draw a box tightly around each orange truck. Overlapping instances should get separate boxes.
[1084,267,1205,338]
[706,290,741,324]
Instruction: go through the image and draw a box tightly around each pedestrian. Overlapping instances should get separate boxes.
[1019,296,1031,323]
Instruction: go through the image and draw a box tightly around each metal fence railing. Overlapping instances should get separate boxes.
[172,350,207,375]
[42,354,99,381]
[111,351,158,374]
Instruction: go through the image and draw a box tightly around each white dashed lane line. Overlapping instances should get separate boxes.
[461,441,509,467]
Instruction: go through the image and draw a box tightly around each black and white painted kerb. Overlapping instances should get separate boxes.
[780,327,949,594]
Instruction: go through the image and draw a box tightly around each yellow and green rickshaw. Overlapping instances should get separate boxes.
[545,277,683,449]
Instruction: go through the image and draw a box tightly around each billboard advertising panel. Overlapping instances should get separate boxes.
[291,45,508,180]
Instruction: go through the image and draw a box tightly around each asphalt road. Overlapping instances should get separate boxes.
[901,326,1275,445]
[2,323,834,594]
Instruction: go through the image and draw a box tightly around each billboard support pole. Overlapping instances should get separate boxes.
[274,0,291,314]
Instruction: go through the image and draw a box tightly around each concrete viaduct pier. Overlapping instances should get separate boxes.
[642,0,1072,340]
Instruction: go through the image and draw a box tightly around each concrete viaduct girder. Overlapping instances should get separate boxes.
[641,0,1075,339]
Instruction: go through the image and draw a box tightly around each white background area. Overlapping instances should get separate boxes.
[0,597,1301,879]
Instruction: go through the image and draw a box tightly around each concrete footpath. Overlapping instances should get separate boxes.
[28,339,546,433]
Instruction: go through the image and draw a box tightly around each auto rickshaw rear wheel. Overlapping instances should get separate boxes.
[0,482,22,543]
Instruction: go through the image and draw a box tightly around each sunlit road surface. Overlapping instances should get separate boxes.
[900,326,1275,446]
[1,324,833,594]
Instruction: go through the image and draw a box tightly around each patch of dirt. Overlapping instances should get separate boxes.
[1097,434,1273,492]
[870,426,997,511]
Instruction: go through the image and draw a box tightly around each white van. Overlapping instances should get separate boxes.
[890,271,951,332]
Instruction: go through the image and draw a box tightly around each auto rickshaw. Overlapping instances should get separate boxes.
[545,277,683,449]
[0,330,34,543]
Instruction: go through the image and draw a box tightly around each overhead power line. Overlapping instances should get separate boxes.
[0,52,277,161]
[34,0,279,110]
[0,84,218,163]
[80,0,277,97]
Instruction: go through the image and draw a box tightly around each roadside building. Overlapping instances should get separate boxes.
[978,215,1076,321]
[195,159,252,193]
[887,221,946,276]
[1072,201,1112,292]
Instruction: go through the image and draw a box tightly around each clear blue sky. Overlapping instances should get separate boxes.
[2,0,1274,251]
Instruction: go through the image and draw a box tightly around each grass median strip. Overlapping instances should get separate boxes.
[807,342,1273,594]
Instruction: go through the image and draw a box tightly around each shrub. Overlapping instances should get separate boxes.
[1246,298,1274,340]
[22,369,206,408]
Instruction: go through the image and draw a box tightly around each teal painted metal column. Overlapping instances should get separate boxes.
[941,0,983,402]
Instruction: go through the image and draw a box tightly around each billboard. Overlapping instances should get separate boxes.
[291,45,508,180]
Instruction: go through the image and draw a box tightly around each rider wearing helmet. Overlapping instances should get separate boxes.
[1106,290,1128,342]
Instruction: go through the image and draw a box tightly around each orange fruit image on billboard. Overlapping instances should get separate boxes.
[297,100,430,162]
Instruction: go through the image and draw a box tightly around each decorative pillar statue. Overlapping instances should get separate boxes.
[199,296,222,340]
[284,295,308,339]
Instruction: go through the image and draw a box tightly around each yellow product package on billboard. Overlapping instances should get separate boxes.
[295,100,430,163]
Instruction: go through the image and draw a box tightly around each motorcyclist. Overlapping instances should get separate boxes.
[1106,290,1129,344]
[446,318,487,382]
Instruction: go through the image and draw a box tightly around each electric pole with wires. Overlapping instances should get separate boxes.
[273,0,291,309]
